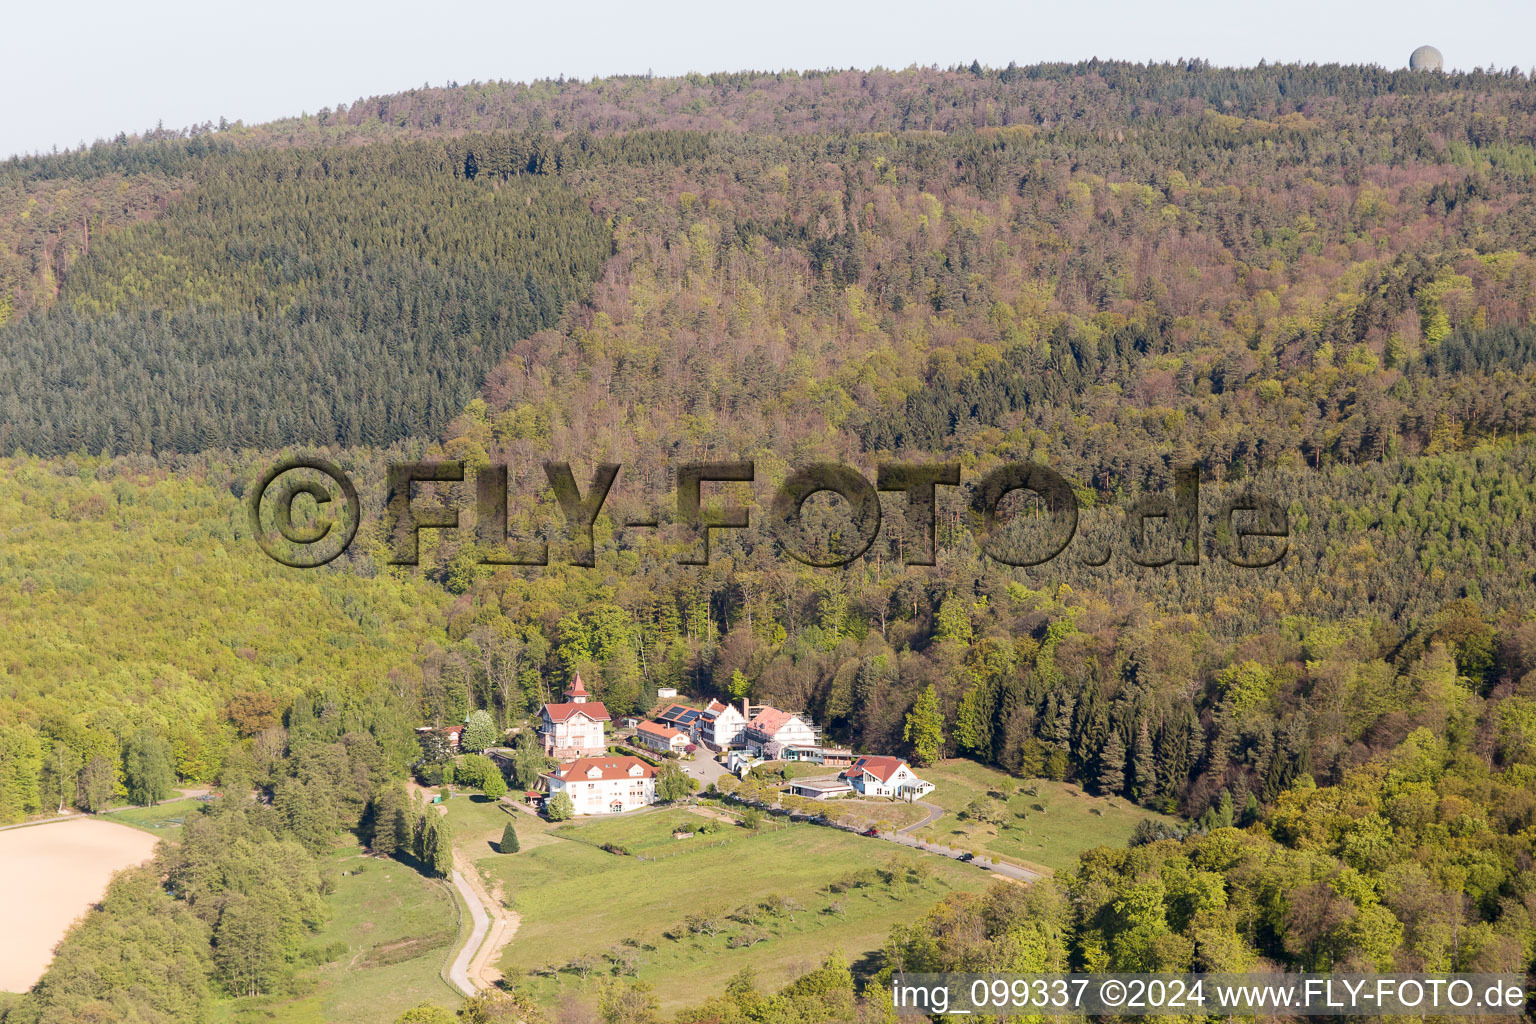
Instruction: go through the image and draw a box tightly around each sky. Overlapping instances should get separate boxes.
[3,0,1534,159]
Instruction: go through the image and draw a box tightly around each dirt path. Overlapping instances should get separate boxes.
[444,865,487,997]
[684,803,740,825]
[456,849,520,990]
[433,800,521,995]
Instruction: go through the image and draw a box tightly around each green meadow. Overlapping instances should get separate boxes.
[102,797,206,839]
[913,759,1179,873]
[213,843,460,1024]
[452,802,986,1013]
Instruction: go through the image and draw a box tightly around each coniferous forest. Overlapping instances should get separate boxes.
[1,61,1535,1022]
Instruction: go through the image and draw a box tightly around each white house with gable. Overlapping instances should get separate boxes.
[699,698,748,750]
[741,703,817,754]
[542,755,657,814]
[840,756,934,800]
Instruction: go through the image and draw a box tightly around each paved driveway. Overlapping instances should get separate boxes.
[687,750,730,789]
[896,799,944,834]
[444,868,488,996]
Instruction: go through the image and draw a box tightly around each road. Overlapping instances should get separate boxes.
[879,828,1041,882]
[444,866,488,996]
[751,774,1038,883]
[436,801,521,997]
[854,797,1040,882]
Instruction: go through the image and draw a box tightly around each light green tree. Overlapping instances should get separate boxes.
[0,724,44,823]
[394,1003,456,1024]
[546,790,575,821]
[213,893,287,997]
[903,685,945,767]
[430,818,454,878]
[461,710,498,752]
[655,762,698,803]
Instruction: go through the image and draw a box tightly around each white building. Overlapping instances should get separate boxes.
[634,720,690,755]
[787,779,854,800]
[725,750,766,777]
[741,704,817,754]
[539,674,610,759]
[840,756,934,800]
[542,756,657,815]
[699,699,748,750]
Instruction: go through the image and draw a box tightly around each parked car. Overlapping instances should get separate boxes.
[957,851,975,862]
[861,827,880,837]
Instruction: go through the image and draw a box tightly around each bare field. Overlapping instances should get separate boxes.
[0,817,160,992]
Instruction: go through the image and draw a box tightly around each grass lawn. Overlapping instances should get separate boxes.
[470,806,986,1012]
[913,759,1179,873]
[440,792,550,856]
[825,798,930,831]
[771,761,834,780]
[102,798,207,839]
[213,842,460,1024]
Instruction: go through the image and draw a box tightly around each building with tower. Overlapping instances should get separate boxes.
[538,673,610,759]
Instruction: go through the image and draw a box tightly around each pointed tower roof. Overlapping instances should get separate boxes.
[563,673,589,702]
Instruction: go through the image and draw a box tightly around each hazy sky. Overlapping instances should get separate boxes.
[4,0,1533,159]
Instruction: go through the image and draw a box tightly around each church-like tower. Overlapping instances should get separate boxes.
[539,673,609,759]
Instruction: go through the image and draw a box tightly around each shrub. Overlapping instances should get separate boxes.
[546,791,575,821]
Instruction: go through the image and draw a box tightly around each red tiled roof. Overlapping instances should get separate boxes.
[845,755,909,783]
[637,721,683,740]
[746,708,795,734]
[542,701,611,723]
[545,756,657,782]
[565,672,588,697]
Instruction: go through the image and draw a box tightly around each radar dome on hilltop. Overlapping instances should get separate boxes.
[1409,45,1444,71]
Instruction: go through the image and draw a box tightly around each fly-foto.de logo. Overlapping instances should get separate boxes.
[248,459,1290,571]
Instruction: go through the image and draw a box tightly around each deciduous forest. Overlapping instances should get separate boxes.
[1,60,1534,1021]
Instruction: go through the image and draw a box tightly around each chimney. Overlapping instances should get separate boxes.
[740,697,750,720]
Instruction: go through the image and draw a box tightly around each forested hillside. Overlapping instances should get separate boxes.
[0,143,608,452]
[1,60,1534,1021]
